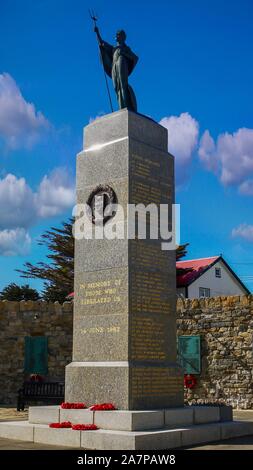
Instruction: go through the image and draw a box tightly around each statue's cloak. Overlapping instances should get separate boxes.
[99,41,138,78]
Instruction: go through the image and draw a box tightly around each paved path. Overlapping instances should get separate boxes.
[0,434,253,450]
[0,406,28,421]
[0,437,71,450]
[188,434,253,450]
[187,412,253,449]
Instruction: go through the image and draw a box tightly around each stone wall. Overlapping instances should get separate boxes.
[1,295,253,408]
[177,295,253,409]
[0,300,73,404]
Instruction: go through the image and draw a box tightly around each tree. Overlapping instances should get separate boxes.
[176,243,189,273]
[176,242,193,284]
[17,219,74,303]
[0,283,40,301]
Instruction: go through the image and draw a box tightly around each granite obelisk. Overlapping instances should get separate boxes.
[65,109,183,410]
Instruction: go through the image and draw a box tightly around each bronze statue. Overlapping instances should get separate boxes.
[94,26,138,112]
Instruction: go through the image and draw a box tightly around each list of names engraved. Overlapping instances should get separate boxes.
[132,368,182,398]
[130,153,172,205]
[131,316,167,361]
[130,241,169,270]
[130,276,171,315]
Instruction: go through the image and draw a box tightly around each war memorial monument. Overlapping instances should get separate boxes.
[0,20,252,450]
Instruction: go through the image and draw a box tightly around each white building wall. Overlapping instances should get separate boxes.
[187,260,247,299]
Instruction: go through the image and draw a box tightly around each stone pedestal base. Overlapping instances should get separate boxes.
[1,405,252,450]
[65,362,183,410]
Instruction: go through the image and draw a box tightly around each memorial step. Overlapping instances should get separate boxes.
[28,405,232,430]
[0,420,253,450]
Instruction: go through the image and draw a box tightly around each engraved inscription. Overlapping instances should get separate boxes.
[129,131,174,321]
[132,368,182,398]
[131,271,171,315]
[130,154,172,205]
[81,326,120,335]
[131,316,167,361]
[130,240,170,270]
[79,279,122,306]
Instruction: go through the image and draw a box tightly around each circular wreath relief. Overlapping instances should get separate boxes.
[86,184,118,225]
[184,374,197,389]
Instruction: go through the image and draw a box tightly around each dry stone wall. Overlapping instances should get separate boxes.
[177,295,253,409]
[0,295,252,408]
[0,300,72,404]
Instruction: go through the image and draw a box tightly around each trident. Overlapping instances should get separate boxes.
[89,9,114,113]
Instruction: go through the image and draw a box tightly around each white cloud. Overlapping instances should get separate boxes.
[198,130,218,173]
[0,168,75,230]
[0,168,75,256]
[159,115,253,193]
[239,179,253,196]
[0,174,37,230]
[198,127,253,190]
[0,73,50,149]
[0,228,31,256]
[232,224,253,242]
[160,113,199,184]
[36,168,76,218]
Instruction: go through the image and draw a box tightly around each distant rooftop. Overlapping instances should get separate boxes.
[176,256,219,287]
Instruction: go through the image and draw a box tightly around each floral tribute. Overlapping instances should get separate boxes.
[61,402,87,409]
[49,422,99,431]
[184,374,197,389]
[72,424,98,431]
[49,421,72,428]
[89,403,116,411]
[29,374,44,382]
[49,402,117,429]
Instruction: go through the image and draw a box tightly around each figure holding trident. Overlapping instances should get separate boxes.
[90,11,139,112]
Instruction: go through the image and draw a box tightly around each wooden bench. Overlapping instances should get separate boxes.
[17,381,64,411]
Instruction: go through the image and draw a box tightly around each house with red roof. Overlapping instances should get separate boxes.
[176,255,250,299]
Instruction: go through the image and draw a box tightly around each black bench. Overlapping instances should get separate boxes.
[17,381,64,411]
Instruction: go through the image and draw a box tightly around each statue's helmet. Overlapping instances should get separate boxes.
[116,30,126,42]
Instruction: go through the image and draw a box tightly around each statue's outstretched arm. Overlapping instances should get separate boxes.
[94,26,103,45]
[94,26,113,76]
[94,26,113,54]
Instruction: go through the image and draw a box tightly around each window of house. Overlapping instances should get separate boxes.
[215,267,221,278]
[199,287,210,298]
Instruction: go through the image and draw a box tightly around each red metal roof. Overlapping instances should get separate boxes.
[66,292,74,298]
[176,256,219,287]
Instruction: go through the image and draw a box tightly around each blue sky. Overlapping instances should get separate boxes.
[0,0,253,292]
